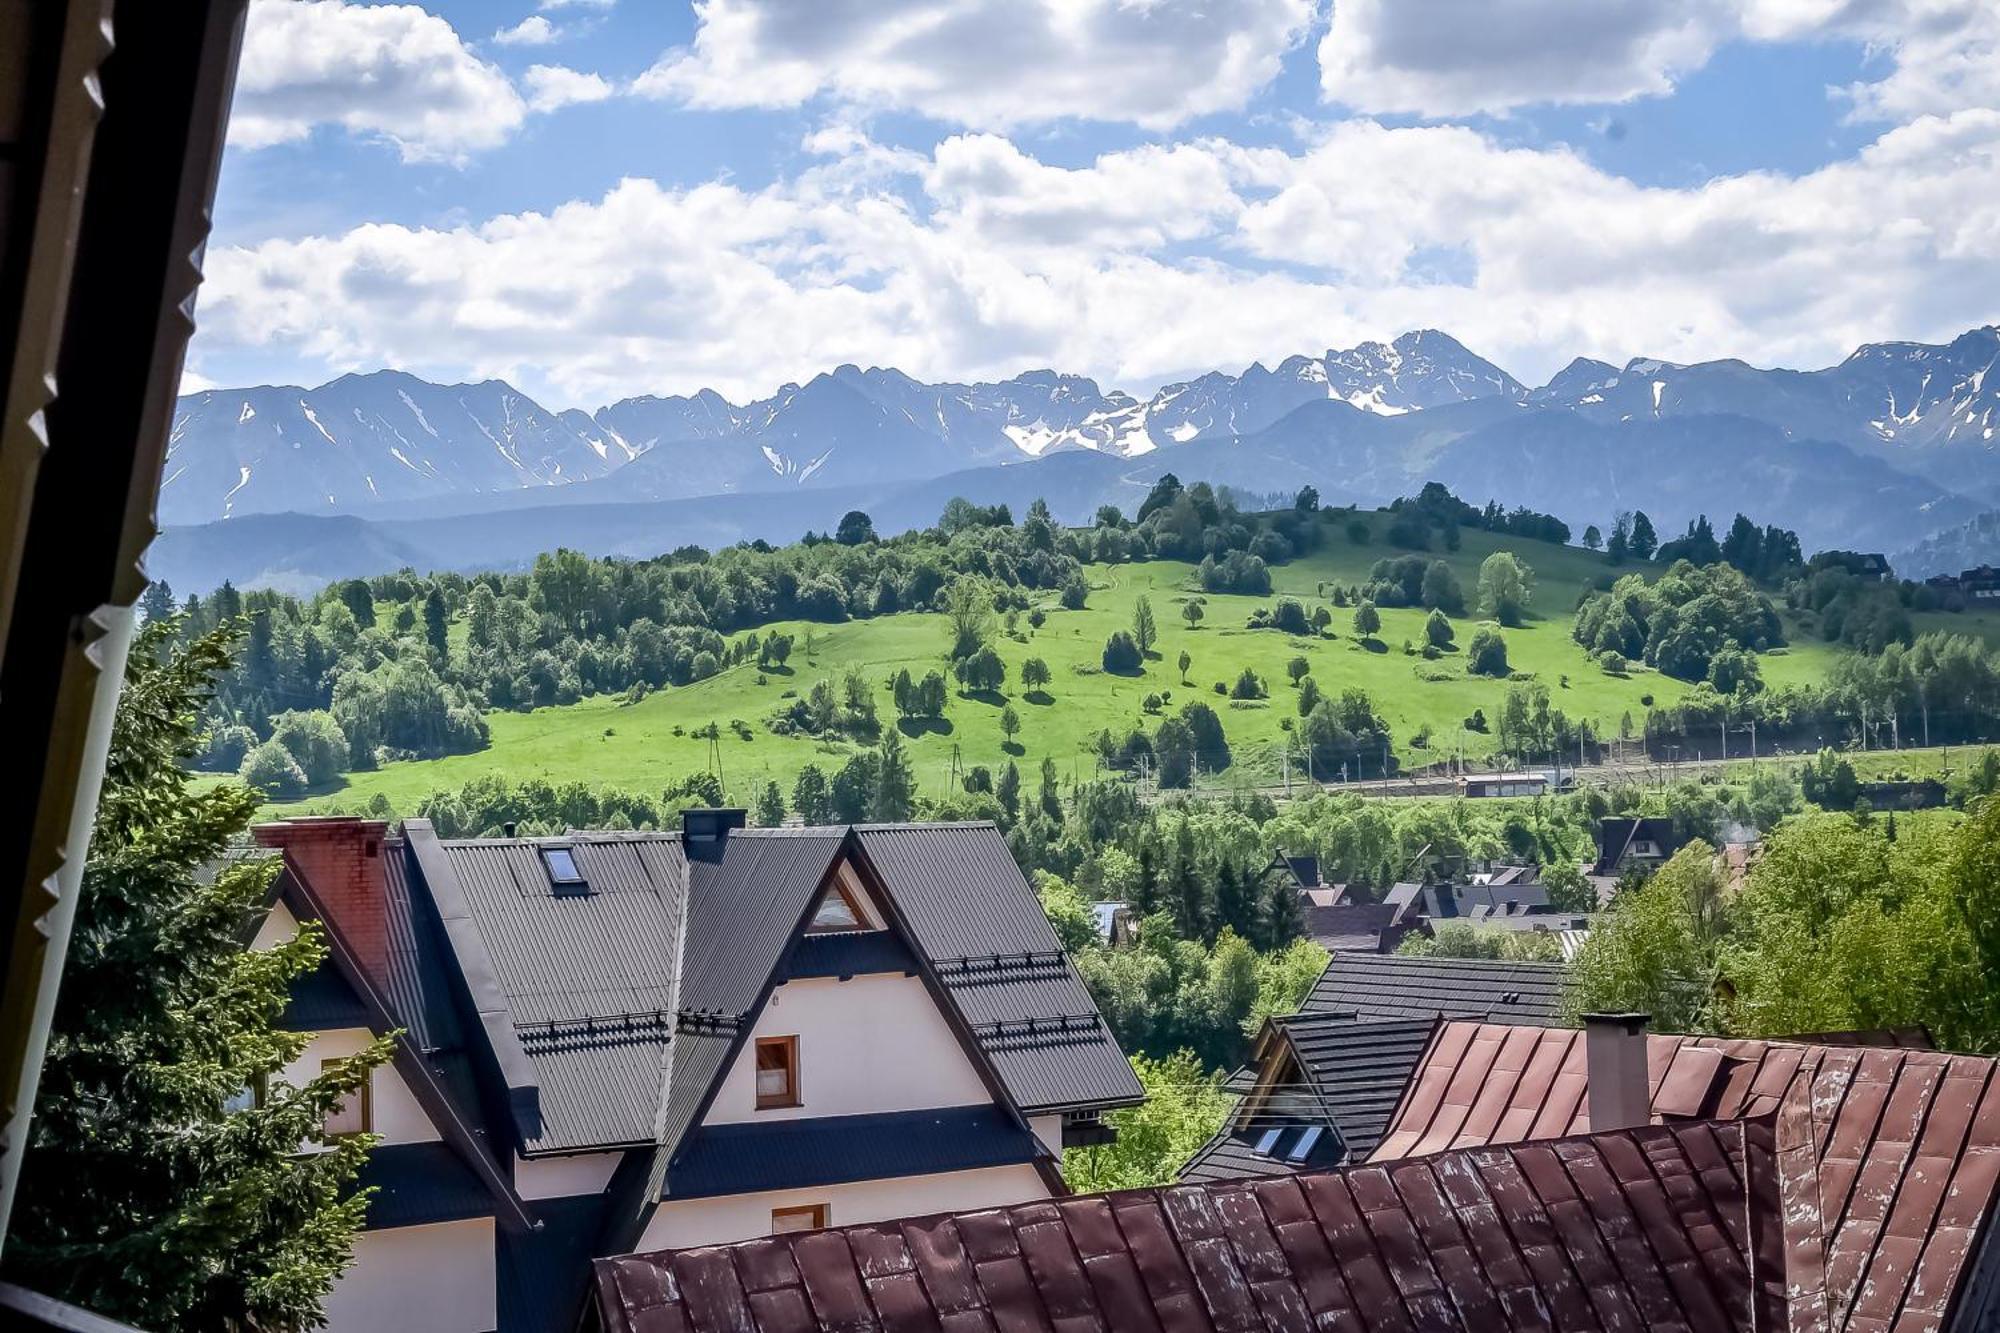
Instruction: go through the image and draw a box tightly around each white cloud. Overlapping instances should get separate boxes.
[524,65,615,112]
[634,0,1316,130]
[194,109,2000,406]
[494,15,559,46]
[540,0,615,8]
[1316,0,2000,119]
[231,0,526,162]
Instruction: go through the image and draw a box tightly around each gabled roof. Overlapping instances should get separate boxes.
[1303,951,1570,1026]
[1301,901,1397,951]
[594,1116,1787,1333]
[1181,1015,1435,1185]
[1374,1020,2000,1330]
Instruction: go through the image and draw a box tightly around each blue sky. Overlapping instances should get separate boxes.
[191,1,2000,408]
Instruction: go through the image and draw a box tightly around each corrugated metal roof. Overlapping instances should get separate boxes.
[1305,950,1570,1025]
[435,833,688,1154]
[595,1116,1781,1333]
[1374,1020,2000,1330]
[857,824,1144,1114]
[664,1105,1041,1200]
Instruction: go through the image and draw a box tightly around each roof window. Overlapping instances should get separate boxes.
[1286,1126,1324,1162]
[541,846,587,892]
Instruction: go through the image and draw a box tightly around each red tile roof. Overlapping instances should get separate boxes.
[1373,1021,2000,1331]
[593,1117,1787,1333]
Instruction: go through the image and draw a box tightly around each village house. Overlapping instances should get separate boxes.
[249,811,1140,1333]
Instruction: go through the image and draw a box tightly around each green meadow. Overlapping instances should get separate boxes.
[268,518,1991,814]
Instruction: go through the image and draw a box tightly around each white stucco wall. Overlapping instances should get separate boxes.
[705,972,991,1124]
[324,1218,496,1333]
[281,1027,439,1146]
[252,900,299,951]
[636,1164,1049,1251]
[1029,1115,1064,1155]
[514,1150,621,1199]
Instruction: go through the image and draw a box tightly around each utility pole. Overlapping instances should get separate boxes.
[1282,748,1291,799]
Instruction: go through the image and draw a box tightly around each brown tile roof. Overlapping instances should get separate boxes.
[1373,1021,2000,1330]
[594,1116,1786,1333]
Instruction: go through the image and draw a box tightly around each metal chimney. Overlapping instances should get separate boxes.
[1583,1012,1652,1131]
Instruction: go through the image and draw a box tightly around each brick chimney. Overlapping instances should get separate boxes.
[1584,1012,1652,1131]
[254,816,392,989]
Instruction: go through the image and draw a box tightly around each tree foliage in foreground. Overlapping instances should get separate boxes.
[1061,1051,1232,1192]
[2,623,389,1330]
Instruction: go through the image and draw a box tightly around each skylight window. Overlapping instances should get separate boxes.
[541,846,586,889]
[1252,1127,1283,1156]
[1286,1126,1324,1162]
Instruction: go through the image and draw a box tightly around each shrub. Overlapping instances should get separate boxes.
[1102,631,1143,673]
[1467,629,1509,677]
[1230,669,1266,700]
[1424,608,1454,649]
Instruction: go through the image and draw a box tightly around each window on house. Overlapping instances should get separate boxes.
[771,1203,828,1234]
[223,1073,267,1115]
[1286,1126,1324,1162]
[321,1059,372,1137]
[541,846,586,889]
[1252,1126,1283,1156]
[755,1035,799,1109]
[806,881,868,933]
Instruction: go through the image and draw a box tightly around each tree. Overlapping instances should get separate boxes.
[1000,704,1022,748]
[1132,595,1158,657]
[943,579,996,660]
[138,577,177,623]
[422,586,450,660]
[1565,842,1724,1032]
[1181,598,1204,630]
[1424,609,1455,649]
[835,509,877,545]
[792,764,833,824]
[1287,655,1311,686]
[1353,599,1381,640]
[1297,676,1322,717]
[872,731,915,821]
[1231,668,1266,700]
[755,780,787,827]
[1542,857,1594,913]
[1021,657,1052,696]
[1629,510,1658,561]
[4,624,386,1329]
[1061,1052,1232,1192]
[1177,649,1192,684]
[1467,628,1510,676]
[758,632,793,669]
[997,760,1022,819]
[1103,631,1143,673]
[1294,485,1319,513]
[831,752,880,822]
[1477,551,1534,626]
[1583,524,1603,551]
[1420,560,1464,615]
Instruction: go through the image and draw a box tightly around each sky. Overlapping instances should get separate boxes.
[187,0,2000,410]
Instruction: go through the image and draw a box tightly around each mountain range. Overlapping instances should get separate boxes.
[158,325,2000,591]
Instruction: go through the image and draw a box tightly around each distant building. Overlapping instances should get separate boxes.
[1963,564,2000,600]
[1595,815,1682,873]
[1458,771,1550,798]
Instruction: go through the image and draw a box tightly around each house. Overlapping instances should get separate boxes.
[1381,875,1557,925]
[1178,1014,1435,1183]
[250,812,1141,1333]
[1593,815,1681,873]
[1963,564,2000,599]
[1458,771,1549,798]
[595,1019,2000,1332]
[1299,901,1404,952]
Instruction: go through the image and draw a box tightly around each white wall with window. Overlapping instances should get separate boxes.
[280,1028,439,1146]
[637,1165,1048,1251]
[706,973,991,1124]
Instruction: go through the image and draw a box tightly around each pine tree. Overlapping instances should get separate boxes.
[3,623,388,1329]
[422,586,450,661]
[792,764,833,825]
[755,780,787,827]
[1132,596,1157,657]
[873,730,916,822]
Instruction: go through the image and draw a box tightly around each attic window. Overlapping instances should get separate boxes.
[1286,1126,1324,1162]
[541,846,586,891]
[1252,1127,1284,1156]
[806,881,869,933]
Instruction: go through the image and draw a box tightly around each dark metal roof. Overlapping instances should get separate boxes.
[1301,901,1397,951]
[279,962,373,1032]
[663,1106,1041,1200]
[1181,1016,1435,1185]
[594,1116,1784,1333]
[498,1194,608,1333]
[353,1142,495,1230]
[1304,950,1570,1025]
[432,832,688,1154]
[856,824,1144,1114]
[781,930,918,981]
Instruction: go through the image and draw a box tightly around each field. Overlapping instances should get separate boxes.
[266,517,1997,814]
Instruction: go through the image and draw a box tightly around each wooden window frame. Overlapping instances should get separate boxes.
[754,1035,800,1110]
[805,879,871,934]
[771,1203,829,1234]
[321,1057,373,1137]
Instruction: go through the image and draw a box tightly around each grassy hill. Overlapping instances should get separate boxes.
[263,512,1986,815]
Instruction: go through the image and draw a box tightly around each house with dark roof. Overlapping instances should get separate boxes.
[1176,950,1571,1185]
[250,812,1140,1333]
[1594,815,1681,873]
[594,1019,2000,1332]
